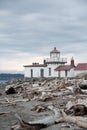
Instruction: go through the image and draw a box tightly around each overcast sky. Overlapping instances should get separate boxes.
[0,0,87,73]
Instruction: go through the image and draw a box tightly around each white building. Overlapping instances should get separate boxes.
[55,58,75,78]
[74,63,87,76]
[24,47,87,78]
[24,47,67,78]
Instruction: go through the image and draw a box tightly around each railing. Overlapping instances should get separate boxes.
[44,58,67,63]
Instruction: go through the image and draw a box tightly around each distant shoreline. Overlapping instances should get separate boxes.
[0,73,24,81]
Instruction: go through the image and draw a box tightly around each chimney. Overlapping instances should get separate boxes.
[43,60,46,64]
[71,57,75,67]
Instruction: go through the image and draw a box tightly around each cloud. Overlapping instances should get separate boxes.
[0,0,87,72]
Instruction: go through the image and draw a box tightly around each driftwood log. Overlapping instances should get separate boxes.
[12,104,87,129]
[13,114,47,130]
[65,104,87,116]
[12,105,61,130]
[61,110,87,129]
[31,105,47,113]
[0,111,11,115]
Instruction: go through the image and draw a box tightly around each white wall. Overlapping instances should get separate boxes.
[24,66,47,78]
[46,64,59,77]
[24,63,59,78]
[24,63,76,78]
[68,68,75,77]
[24,67,31,77]
[59,68,74,78]
[60,71,65,77]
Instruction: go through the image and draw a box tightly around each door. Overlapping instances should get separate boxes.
[30,69,33,78]
[40,69,44,77]
[65,70,67,77]
[58,71,61,78]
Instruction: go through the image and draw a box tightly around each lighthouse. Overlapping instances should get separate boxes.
[43,47,67,77]
[45,47,67,65]
[24,47,67,78]
[50,47,60,61]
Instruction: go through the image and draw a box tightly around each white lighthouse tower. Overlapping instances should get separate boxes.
[44,47,67,77]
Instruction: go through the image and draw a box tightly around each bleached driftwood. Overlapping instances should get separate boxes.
[12,105,61,130]
[4,97,16,106]
[29,105,61,124]
[14,114,47,130]
[29,106,87,129]
[31,105,47,112]
[0,111,11,115]
[4,97,28,105]
[14,105,87,129]
[61,110,87,128]
[65,104,87,116]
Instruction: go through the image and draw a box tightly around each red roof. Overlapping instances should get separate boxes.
[75,63,87,70]
[50,47,60,53]
[55,65,73,71]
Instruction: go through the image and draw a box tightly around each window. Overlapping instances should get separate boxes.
[65,70,67,77]
[30,69,33,78]
[49,68,51,76]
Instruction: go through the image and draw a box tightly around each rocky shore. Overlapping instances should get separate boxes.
[0,77,87,130]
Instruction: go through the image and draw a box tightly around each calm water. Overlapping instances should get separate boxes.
[0,80,8,83]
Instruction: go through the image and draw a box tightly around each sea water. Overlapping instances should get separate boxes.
[0,79,8,83]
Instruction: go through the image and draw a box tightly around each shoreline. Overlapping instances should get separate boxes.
[0,77,87,130]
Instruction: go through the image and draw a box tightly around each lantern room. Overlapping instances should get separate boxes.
[50,47,60,61]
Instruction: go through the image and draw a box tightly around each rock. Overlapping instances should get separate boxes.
[5,87,16,94]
